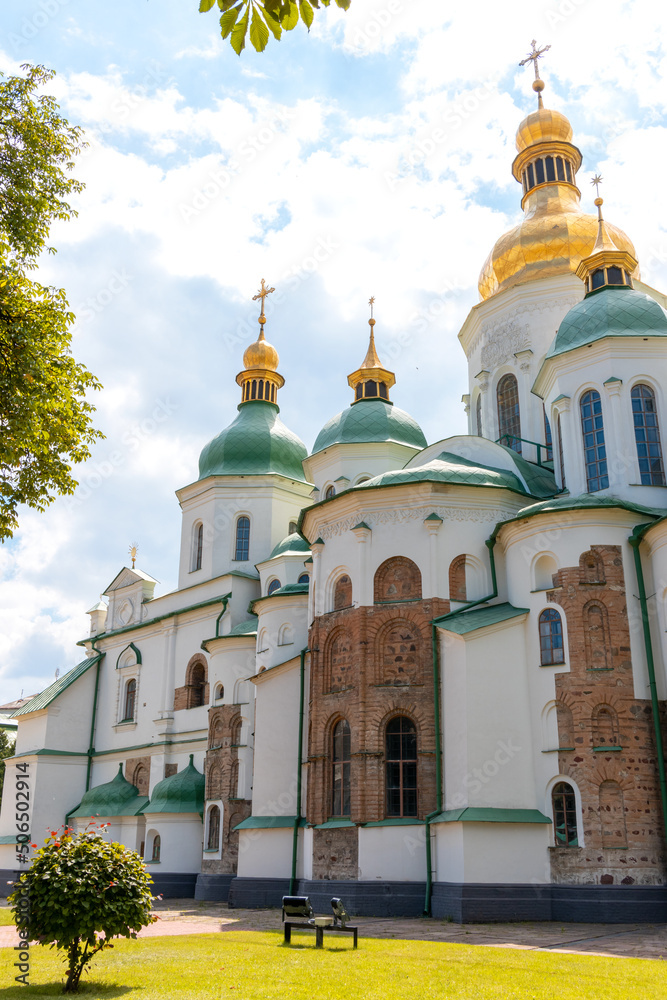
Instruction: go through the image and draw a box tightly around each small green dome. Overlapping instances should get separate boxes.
[143,755,205,815]
[357,452,529,495]
[547,286,667,359]
[199,401,308,482]
[68,765,146,818]
[269,532,310,559]
[312,399,427,455]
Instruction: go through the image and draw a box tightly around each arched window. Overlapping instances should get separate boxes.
[584,601,611,670]
[130,763,148,796]
[214,683,224,702]
[289,521,298,534]
[207,805,221,851]
[151,834,161,862]
[385,716,417,818]
[333,574,352,610]
[210,716,224,749]
[544,408,553,462]
[267,578,281,595]
[475,394,483,436]
[592,705,619,747]
[231,718,243,746]
[207,763,222,800]
[599,781,627,848]
[539,608,565,665]
[581,549,605,584]
[632,384,665,485]
[534,553,557,591]
[497,374,522,453]
[552,782,578,847]
[331,720,351,817]
[449,555,467,601]
[192,522,203,572]
[325,485,336,500]
[188,662,206,708]
[298,573,310,585]
[234,516,250,561]
[580,390,608,492]
[374,556,422,603]
[123,679,136,721]
[557,413,566,489]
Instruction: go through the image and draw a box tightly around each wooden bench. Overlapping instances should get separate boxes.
[282,896,358,949]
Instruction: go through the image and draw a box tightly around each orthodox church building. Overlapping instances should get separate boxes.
[2,67,667,923]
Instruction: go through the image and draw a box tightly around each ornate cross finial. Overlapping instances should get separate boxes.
[252,278,275,326]
[368,295,375,320]
[519,39,551,80]
[591,174,603,198]
[129,543,138,569]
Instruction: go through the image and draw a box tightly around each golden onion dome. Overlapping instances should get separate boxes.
[478,99,639,301]
[242,330,279,372]
[515,107,573,152]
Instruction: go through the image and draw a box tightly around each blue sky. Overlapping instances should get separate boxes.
[1,0,667,700]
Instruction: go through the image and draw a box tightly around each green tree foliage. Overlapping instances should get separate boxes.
[199,0,351,55]
[0,728,16,804]
[0,64,103,540]
[9,825,157,992]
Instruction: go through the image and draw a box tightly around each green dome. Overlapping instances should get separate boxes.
[199,402,308,482]
[143,755,205,815]
[269,532,310,559]
[68,765,147,819]
[547,286,667,359]
[311,399,427,455]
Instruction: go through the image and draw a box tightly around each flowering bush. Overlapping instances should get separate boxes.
[8,824,156,992]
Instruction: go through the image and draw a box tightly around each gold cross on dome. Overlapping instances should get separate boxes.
[368,295,375,319]
[252,278,275,322]
[129,543,138,569]
[591,174,603,198]
[519,39,551,79]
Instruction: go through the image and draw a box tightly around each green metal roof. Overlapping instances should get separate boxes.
[268,532,310,559]
[265,582,309,597]
[234,815,307,830]
[546,286,667,359]
[198,401,308,482]
[311,398,427,455]
[432,807,551,824]
[513,493,664,523]
[228,618,259,636]
[356,453,531,496]
[12,655,101,717]
[143,754,205,815]
[67,765,149,819]
[438,602,529,635]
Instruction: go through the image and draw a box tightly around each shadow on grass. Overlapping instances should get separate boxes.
[0,983,135,998]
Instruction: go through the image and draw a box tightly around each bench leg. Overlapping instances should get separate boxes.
[353,928,358,949]
[315,926,324,949]
[284,924,291,944]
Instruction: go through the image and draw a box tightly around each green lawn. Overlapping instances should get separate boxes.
[0,931,665,999]
[0,904,13,927]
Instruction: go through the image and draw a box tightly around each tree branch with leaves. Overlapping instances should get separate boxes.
[199,0,351,55]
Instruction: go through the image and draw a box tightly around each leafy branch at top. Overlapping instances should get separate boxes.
[199,0,351,55]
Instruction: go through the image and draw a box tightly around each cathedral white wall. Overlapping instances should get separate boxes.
[255,601,308,672]
[305,441,421,496]
[251,662,301,816]
[434,823,550,884]
[357,826,426,882]
[236,827,293,878]
[142,813,203,872]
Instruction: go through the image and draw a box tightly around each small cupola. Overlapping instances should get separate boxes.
[575,177,638,296]
[236,279,285,405]
[347,297,396,404]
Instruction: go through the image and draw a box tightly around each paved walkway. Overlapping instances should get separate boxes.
[1,900,665,961]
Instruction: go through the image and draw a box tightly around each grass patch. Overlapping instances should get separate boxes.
[0,930,664,999]
[0,904,14,927]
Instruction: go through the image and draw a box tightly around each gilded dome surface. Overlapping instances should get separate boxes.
[243,332,279,371]
[515,107,573,151]
[478,188,639,301]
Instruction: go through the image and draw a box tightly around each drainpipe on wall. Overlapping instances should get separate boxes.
[423,534,499,916]
[86,639,104,792]
[628,525,667,843]
[290,647,309,894]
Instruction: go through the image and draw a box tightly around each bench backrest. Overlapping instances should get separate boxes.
[282,896,314,921]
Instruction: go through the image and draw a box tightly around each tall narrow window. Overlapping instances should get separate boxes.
[189,663,206,708]
[193,522,203,571]
[123,679,136,721]
[580,390,608,491]
[385,716,417,817]
[632,384,665,485]
[207,805,221,850]
[497,374,522,453]
[151,834,161,862]
[476,393,483,436]
[557,414,566,489]
[543,408,553,462]
[234,516,250,561]
[539,608,565,665]
[552,782,578,846]
[333,574,352,610]
[449,555,467,602]
[331,720,351,817]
